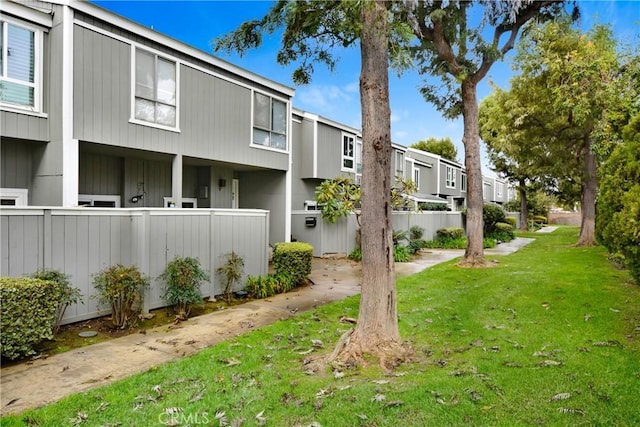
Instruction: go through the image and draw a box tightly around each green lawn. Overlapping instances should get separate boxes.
[3,227,639,426]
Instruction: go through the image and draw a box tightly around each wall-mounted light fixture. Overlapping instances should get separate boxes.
[218,179,227,190]
[130,194,144,203]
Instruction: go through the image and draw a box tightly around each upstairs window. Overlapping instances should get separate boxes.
[446,166,456,188]
[0,19,42,111]
[413,167,421,191]
[461,174,467,192]
[342,133,355,171]
[134,48,177,128]
[395,151,404,175]
[497,182,504,198]
[253,92,287,150]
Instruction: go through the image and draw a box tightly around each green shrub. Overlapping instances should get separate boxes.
[436,227,464,240]
[418,202,449,211]
[394,245,412,263]
[486,222,515,243]
[504,216,517,227]
[483,204,507,233]
[92,265,149,329]
[273,242,313,283]
[407,239,427,254]
[31,270,82,334]
[244,273,297,299]
[1,277,64,360]
[216,252,245,303]
[409,226,425,240]
[532,215,548,224]
[392,230,409,246]
[161,257,209,318]
[483,238,498,248]
[596,117,640,284]
[423,237,467,249]
[348,247,362,261]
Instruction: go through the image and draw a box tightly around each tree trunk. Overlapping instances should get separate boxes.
[518,179,529,231]
[327,0,408,368]
[576,136,597,246]
[459,80,486,265]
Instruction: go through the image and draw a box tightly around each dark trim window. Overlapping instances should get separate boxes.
[342,133,355,171]
[446,166,456,189]
[413,167,421,190]
[134,48,177,128]
[461,174,467,192]
[253,92,287,150]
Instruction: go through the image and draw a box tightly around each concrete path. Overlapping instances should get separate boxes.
[0,238,534,416]
[536,226,559,233]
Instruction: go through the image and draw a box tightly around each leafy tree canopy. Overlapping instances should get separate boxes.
[410,137,458,161]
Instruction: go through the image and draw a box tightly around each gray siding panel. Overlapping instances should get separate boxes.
[316,124,342,179]
[0,113,48,141]
[73,25,289,171]
[1,139,34,189]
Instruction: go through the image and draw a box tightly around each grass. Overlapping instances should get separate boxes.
[3,227,639,426]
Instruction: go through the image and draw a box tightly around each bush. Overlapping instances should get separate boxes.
[532,215,548,224]
[348,246,362,261]
[92,265,149,329]
[409,226,425,240]
[31,270,82,334]
[244,273,296,299]
[216,252,245,303]
[161,257,209,318]
[392,230,409,246]
[486,222,515,243]
[273,242,313,283]
[407,239,427,255]
[503,216,517,227]
[418,202,449,211]
[394,245,412,263]
[436,227,464,240]
[423,237,467,249]
[596,117,640,284]
[1,277,64,360]
[483,204,507,233]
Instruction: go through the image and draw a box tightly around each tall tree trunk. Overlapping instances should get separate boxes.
[518,179,529,231]
[460,80,485,265]
[577,136,597,246]
[328,0,408,368]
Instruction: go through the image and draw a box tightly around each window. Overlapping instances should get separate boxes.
[342,133,355,171]
[0,188,28,206]
[446,166,456,189]
[78,194,120,208]
[0,19,42,111]
[253,92,287,150]
[497,182,504,198]
[355,138,363,175]
[133,48,177,128]
[396,151,404,174]
[413,167,421,190]
[461,174,467,192]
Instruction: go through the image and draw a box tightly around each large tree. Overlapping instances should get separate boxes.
[215,1,410,367]
[511,20,622,245]
[410,137,458,161]
[479,88,553,230]
[404,1,569,264]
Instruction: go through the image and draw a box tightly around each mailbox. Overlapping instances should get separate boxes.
[305,216,317,227]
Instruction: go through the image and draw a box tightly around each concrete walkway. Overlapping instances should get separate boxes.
[0,238,534,416]
[536,226,559,233]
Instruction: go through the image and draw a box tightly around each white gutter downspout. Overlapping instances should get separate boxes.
[61,4,79,207]
[284,102,293,242]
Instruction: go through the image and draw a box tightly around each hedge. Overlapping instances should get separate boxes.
[273,242,313,283]
[1,277,64,360]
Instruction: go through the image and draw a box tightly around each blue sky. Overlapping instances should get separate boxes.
[92,0,639,172]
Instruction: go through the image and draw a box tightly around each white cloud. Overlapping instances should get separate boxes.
[296,83,356,113]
